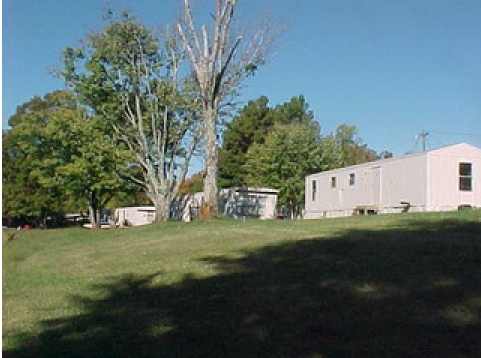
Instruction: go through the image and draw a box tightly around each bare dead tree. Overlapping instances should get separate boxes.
[177,0,278,216]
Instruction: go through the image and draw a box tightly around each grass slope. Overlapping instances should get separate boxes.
[3,211,481,357]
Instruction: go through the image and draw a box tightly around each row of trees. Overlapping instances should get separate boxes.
[2,91,132,227]
[2,91,381,225]
[3,1,278,227]
[3,1,386,225]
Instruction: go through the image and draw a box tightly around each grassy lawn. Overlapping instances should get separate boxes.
[3,211,481,357]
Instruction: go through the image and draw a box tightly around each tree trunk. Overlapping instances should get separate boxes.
[152,195,170,223]
[88,202,100,229]
[203,104,219,216]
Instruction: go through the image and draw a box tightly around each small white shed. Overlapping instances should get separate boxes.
[178,187,279,220]
[218,186,279,220]
[305,143,481,218]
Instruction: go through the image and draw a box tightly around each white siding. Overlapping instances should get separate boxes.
[115,206,156,226]
[185,187,279,220]
[218,187,279,219]
[305,143,481,219]
[427,143,481,210]
[379,155,428,209]
[305,155,427,218]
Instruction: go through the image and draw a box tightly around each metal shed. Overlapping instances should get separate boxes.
[218,186,279,220]
[179,187,280,221]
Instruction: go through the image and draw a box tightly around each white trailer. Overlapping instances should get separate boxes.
[305,143,481,218]
[114,206,156,227]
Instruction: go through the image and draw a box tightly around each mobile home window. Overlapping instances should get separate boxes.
[311,180,317,201]
[349,173,355,186]
[459,163,472,191]
[330,176,336,188]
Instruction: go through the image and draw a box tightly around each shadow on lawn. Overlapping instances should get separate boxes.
[5,218,481,358]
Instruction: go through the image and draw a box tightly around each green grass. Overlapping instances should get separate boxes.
[3,211,481,357]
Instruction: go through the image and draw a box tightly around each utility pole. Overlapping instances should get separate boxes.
[420,130,429,151]
[416,130,429,151]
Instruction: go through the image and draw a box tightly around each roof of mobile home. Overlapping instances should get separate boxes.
[307,142,481,178]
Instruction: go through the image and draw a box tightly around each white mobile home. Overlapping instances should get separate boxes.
[305,143,481,218]
[114,206,156,227]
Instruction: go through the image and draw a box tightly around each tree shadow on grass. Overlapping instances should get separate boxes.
[5,218,481,358]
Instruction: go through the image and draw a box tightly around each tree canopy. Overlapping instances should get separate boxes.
[2,91,124,227]
[3,5,388,225]
[219,96,274,187]
[330,124,378,167]
[244,122,339,218]
[60,12,201,221]
[219,95,318,188]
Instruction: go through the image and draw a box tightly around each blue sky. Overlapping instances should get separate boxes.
[3,0,481,157]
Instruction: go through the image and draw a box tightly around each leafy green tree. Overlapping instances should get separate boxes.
[219,96,274,187]
[244,122,339,218]
[272,95,315,125]
[3,91,125,228]
[219,95,317,187]
[3,128,66,226]
[61,12,201,221]
[3,92,85,226]
[331,124,377,167]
